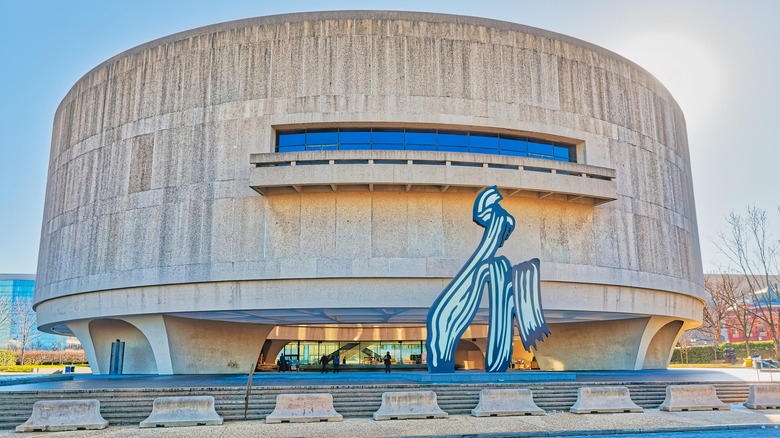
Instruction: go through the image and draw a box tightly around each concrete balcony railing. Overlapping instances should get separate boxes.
[249,150,617,205]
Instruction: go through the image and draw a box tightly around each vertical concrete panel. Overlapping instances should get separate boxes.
[265,195,301,259]
[298,193,335,258]
[233,196,265,261]
[335,193,371,258]
[407,195,443,258]
[441,194,479,258]
[371,193,408,258]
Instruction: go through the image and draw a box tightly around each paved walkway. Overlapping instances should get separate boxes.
[0,408,778,437]
[3,368,780,436]
[1,367,778,392]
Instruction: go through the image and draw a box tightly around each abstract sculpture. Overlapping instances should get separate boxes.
[426,186,550,373]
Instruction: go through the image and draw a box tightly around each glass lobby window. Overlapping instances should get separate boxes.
[276,128,577,162]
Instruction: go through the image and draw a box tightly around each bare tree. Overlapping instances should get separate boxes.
[714,205,780,356]
[702,276,730,345]
[11,298,39,366]
[708,274,757,356]
[677,330,697,365]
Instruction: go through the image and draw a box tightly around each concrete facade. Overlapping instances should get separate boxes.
[34,11,704,374]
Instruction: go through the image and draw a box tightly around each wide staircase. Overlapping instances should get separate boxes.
[0,381,751,429]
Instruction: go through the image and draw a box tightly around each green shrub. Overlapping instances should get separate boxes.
[671,341,777,364]
[0,350,15,366]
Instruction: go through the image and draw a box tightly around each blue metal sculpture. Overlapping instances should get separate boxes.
[426,186,550,373]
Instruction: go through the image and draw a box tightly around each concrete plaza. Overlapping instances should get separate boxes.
[2,368,780,436]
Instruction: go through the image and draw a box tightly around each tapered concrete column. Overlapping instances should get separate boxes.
[120,315,174,375]
[638,319,687,369]
[66,320,101,375]
[163,316,273,374]
[636,317,684,370]
[534,318,650,371]
[264,340,290,365]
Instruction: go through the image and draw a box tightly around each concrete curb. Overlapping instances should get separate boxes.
[404,423,780,437]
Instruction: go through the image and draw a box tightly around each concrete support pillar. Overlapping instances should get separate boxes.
[162,316,273,374]
[264,340,291,365]
[637,318,686,369]
[120,315,174,375]
[534,318,650,371]
[66,320,101,375]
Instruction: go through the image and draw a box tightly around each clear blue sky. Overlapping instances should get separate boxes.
[1,0,778,275]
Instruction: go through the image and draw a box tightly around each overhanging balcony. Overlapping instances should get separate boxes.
[249,151,617,205]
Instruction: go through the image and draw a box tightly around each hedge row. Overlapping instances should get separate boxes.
[671,341,777,363]
[1,350,88,366]
[0,350,14,366]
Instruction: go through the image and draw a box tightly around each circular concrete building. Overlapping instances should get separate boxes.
[35,11,705,374]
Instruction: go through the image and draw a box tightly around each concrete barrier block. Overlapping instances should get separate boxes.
[745,384,780,409]
[373,391,448,420]
[569,386,643,414]
[139,396,223,428]
[265,393,343,423]
[471,388,545,417]
[16,400,108,432]
[659,385,730,411]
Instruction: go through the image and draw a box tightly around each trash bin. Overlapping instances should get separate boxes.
[745,358,753,367]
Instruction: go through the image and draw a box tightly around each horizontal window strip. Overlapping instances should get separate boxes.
[276,127,577,163]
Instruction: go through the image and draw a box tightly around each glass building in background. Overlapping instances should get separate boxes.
[0,274,65,350]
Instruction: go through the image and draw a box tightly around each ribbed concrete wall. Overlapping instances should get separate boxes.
[35,12,704,371]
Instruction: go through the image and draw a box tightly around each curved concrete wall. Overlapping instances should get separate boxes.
[35,11,704,372]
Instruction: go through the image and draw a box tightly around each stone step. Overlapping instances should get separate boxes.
[0,382,752,429]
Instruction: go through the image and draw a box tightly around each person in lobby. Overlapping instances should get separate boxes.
[384,352,392,373]
[333,354,340,373]
[320,354,329,373]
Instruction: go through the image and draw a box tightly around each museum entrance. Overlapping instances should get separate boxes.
[272,340,426,371]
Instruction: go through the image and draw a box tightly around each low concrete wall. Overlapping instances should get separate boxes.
[373,391,448,420]
[745,384,780,409]
[471,388,545,416]
[16,400,108,432]
[659,385,730,411]
[139,396,223,428]
[265,394,343,423]
[570,386,643,414]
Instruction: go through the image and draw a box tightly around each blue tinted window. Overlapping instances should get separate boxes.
[438,146,468,153]
[340,130,372,143]
[553,146,570,158]
[275,128,577,163]
[279,145,305,152]
[406,131,437,145]
[500,150,527,157]
[307,131,338,145]
[406,144,436,151]
[340,143,371,150]
[500,138,527,152]
[438,133,469,146]
[528,141,554,156]
[469,134,499,149]
[373,143,401,150]
[372,130,405,144]
[279,133,305,146]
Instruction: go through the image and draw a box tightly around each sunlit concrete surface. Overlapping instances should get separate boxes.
[0,409,779,437]
[2,368,779,392]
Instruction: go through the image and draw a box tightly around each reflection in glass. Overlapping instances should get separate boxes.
[276,128,576,162]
